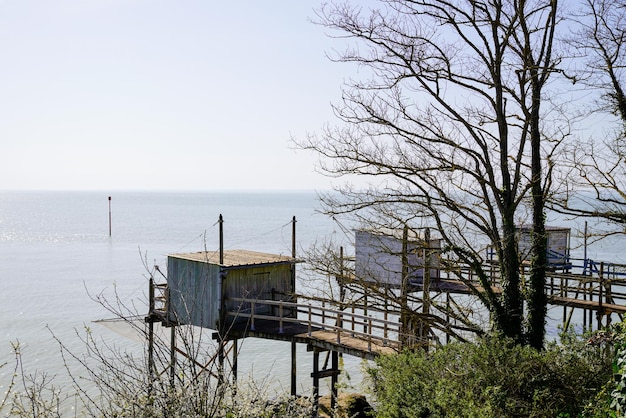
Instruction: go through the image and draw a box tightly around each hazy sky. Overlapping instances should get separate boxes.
[0,1,354,191]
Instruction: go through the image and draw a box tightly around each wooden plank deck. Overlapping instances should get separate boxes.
[299,330,398,359]
[411,278,502,295]
[224,318,397,360]
[548,295,626,314]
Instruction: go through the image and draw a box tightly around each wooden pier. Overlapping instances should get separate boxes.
[406,259,626,332]
[146,257,626,408]
[146,284,407,414]
[144,216,626,415]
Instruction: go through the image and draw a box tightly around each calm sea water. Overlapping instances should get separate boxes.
[0,191,356,400]
[1,191,625,405]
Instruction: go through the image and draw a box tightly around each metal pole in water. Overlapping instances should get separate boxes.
[219,214,224,264]
[217,214,225,387]
[108,196,112,237]
[290,215,297,397]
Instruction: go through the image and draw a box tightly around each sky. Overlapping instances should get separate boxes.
[0,1,354,191]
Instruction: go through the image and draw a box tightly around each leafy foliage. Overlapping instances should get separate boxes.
[368,333,614,417]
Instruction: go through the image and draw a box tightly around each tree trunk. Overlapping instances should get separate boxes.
[498,216,524,343]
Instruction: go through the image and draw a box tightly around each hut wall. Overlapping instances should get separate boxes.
[355,230,440,287]
[167,257,221,329]
[223,263,294,322]
[517,227,571,268]
[167,254,295,330]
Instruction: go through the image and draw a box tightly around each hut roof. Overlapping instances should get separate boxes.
[168,249,295,269]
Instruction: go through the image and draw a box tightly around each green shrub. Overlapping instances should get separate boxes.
[368,333,614,418]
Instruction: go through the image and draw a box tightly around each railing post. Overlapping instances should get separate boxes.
[368,317,372,352]
[279,302,284,333]
[308,304,312,337]
[598,263,604,329]
[336,311,341,344]
[384,299,388,340]
[251,301,256,331]
[351,304,355,335]
[149,277,155,313]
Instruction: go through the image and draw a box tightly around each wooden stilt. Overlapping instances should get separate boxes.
[148,277,155,395]
[312,349,320,416]
[331,351,338,411]
[291,341,297,396]
[233,339,238,386]
[170,324,176,388]
[218,340,225,388]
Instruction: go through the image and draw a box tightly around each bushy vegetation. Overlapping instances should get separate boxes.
[0,340,313,417]
[367,331,618,418]
[3,326,625,417]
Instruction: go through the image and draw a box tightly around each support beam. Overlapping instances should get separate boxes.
[170,324,176,388]
[331,351,338,411]
[312,349,320,416]
[291,341,297,396]
[232,339,238,386]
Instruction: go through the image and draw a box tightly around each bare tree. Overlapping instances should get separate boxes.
[553,0,626,229]
[300,0,565,348]
[572,0,626,125]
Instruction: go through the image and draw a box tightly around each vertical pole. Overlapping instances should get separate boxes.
[218,341,225,389]
[580,221,593,332]
[170,325,176,388]
[308,305,312,336]
[312,349,320,416]
[219,214,224,265]
[291,216,297,298]
[368,318,373,352]
[550,278,564,331]
[233,339,238,386]
[400,224,409,348]
[582,278,587,333]
[331,351,338,411]
[292,216,297,258]
[384,297,388,341]
[218,214,225,388]
[604,278,612,327]
[291,341,297,397]
[108,196,112,237]
[422,227,431,347]
[446,292,451,344]
[363,293,368,334]
[598,262,604,330]
[351,304,355,333]
[291,216,298,397]
[583,221,588,276]
[148,277,155,394]
[339,246,345,311]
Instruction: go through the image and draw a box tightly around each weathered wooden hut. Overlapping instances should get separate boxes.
[355,228,441,287]
[517,226,571,269]
[166,249,296,330]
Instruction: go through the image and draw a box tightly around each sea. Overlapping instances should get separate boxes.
[1,191,625,410]
[0,191,358,406]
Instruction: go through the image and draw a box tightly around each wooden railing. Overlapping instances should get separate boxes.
[225,297,422,352]
[436,260,626,310]
[148,279,169,318]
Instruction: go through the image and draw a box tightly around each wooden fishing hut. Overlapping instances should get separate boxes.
[158,214,298,388]
[166,249,296,330]
[517,225,571,270]
[147,216,399,414]
[354,228,441,287]
[352,227,442,344]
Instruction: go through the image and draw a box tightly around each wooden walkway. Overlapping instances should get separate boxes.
[223,298,405,360]
[406,260,626,330]
[151,259,626,359]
